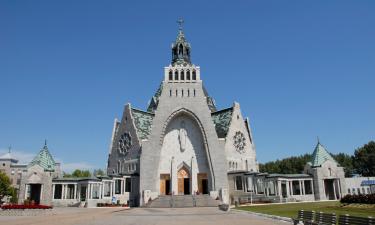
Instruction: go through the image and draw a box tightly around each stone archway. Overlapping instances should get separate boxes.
[158,108,213,196]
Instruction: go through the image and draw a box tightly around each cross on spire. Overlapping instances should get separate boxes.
[177,18,184,31]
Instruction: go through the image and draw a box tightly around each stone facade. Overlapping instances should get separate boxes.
[107,27,258,206]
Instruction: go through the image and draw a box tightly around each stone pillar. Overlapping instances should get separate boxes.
[277,180,282,197]
[52,184,55,199]
[99,184,102,199]
[74,184,77,199]
[311,180,314,195]
[299,180,302,196]
[286,181,290,197]
[332,179,337,200]
[191,156,197,194]
[61,185,65,199]
[171,157,177,195]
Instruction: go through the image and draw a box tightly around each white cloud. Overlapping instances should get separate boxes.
[0,149,97,173]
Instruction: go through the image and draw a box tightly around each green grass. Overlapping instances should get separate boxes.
[236,201,375,218]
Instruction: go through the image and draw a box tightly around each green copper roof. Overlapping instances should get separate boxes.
[28,142,56,171]
[131,108,154,140]
[310,142,337,167]
[211,107,233,138]
[147,84,163,113]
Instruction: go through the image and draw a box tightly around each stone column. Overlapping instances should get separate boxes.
[286,181,290,196]
[74,184,77,199]
[52,184,55,199]
[277,180,282,197]
[191,156,197,194]
[299,180,302,196]
[332,180,337,200]
[171,157,177,195]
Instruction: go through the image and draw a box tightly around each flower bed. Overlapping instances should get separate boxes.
[97,203,128,207]
[1,204,53,210]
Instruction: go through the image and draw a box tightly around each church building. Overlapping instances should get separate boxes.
[106,23,258,206]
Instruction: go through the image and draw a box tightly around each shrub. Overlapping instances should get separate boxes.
[340,194,375,204]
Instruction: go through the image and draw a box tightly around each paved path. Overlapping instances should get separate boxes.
[0,207,291,225]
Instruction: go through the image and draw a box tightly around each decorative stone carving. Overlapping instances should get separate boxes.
[179,121,187,152]
[233,131,246,153]
[118,132,132,154]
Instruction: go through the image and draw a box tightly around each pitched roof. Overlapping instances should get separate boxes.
[131,108,154,140]
[28,143,56,171]
[0,152,18,163]
[211,107,233,138]
[310,142,337,167]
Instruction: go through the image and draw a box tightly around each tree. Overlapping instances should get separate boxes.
[0,171,17,204]
[353,141,375,176]
[332,153,354,177]
[259,154,312,174]
[63,169,92,178]
[93,169,105,176]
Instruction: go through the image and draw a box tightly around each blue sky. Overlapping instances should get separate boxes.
[0,1,374,172]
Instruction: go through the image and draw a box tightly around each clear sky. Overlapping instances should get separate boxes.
[0,1,374,172]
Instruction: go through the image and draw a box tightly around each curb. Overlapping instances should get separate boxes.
[232,209,293,223]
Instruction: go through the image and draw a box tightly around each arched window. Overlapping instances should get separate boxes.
[181,89,184,97]
[186,70,191,80]
[192,70,196,80]
[175,71,179,80]
[169,90,172,97]
[169,70,173,80]
[181,70,185,80]
[175,89,178,97]
[187,89,190,97]
[193,89,196,97]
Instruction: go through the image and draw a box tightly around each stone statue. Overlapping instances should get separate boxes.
[179,121,187,152]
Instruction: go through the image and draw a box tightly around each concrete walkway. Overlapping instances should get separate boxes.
[0,207,291,225]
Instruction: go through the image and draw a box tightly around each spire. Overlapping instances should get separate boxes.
[310,140,338,167]
[8,145,11,153]
[171,18,191,66]
[28,141,56,171]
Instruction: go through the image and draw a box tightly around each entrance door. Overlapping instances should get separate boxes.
[324,179,335,200]
[29,184,41,204]
[160,174,171,195]
[177,166,190,195]
[80,186,87,201]
[197,173,208,194]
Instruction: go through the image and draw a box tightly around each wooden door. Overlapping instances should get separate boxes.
[178,178,184,194]
[177,167,189,195]
[197,173,208,194]
[160,174,170,195]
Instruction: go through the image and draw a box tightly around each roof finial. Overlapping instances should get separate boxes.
[177,18,184,31]
[317,136,320,144]
[8,145,11,153]
[44,139,47,147]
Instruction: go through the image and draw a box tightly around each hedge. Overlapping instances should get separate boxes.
[340,194,375,204]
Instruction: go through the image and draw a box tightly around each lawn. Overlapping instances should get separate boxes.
[236,201,375,218]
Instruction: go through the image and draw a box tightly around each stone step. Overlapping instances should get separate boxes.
[146,195,219,208]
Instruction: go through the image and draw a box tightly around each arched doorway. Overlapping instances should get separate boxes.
[178,166,190,195]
